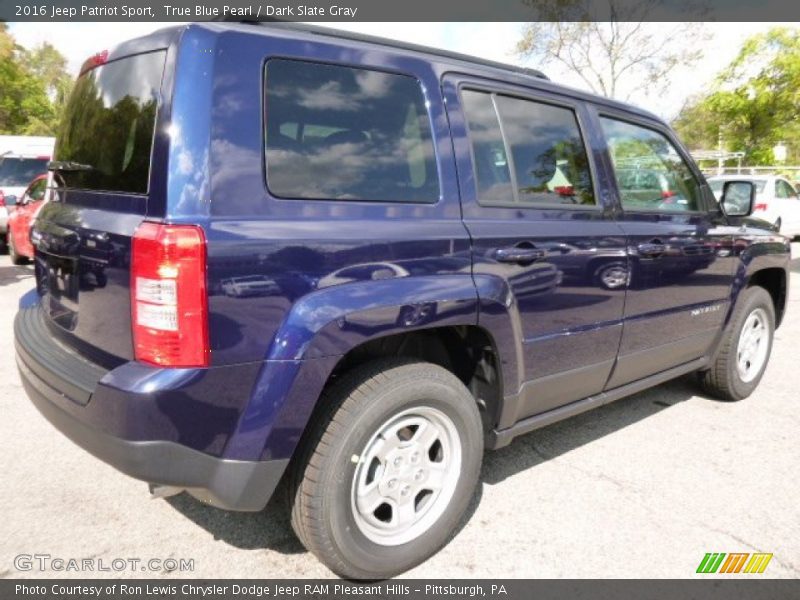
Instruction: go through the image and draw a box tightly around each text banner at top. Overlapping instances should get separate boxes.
[3,0,800,22]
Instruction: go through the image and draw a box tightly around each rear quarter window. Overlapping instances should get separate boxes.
[264,59,439,203]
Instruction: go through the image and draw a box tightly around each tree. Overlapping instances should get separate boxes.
[673,27,800,165]
[22,42,74,125]
[0,24,72,136]
[515,1,707,101]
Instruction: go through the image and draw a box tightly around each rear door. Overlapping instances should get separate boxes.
[594,110,735,388]
[31,49,168,364]
[443,75,628,426]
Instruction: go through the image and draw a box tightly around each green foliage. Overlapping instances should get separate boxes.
[673,27,800,166]
[0,24,72,136]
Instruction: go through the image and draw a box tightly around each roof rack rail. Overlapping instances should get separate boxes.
[218,19,549,81]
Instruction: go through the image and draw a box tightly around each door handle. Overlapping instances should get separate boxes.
[637,242,667,256]
[493,246,547,264]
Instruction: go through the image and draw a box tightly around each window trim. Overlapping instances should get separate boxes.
[458,83,602,212]
[596,109,711,216]
[261,56,443,205]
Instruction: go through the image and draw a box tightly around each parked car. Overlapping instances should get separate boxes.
[220,275,281,297]
[0,136,54,251]
[15,23,790,579]
[6,174,47,264]
[708,174,800,237]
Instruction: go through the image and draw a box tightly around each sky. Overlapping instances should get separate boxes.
[8,21,796,120]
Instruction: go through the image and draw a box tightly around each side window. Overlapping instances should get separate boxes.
[461,90,513,204]
[462,90,595,206]
[264,59,439,203]
[601,117,701,212]
[29,179,47,202]
[776,180,797,199]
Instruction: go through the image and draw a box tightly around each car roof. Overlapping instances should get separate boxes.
[707,174,772,180]
[96,21,665,126]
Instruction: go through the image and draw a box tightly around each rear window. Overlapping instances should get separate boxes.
[54,50,165,194]
[0,158,48,187]
[264,59,439,203]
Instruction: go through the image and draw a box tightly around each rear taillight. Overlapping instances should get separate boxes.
[754,203,768,211]
[131,222,209,368]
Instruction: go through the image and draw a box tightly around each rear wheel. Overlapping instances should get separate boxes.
[698,286,775,401]
[8,228,28,265]
[288,358,483,579]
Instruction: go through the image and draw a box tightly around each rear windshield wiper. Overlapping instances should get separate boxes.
[48,160,93,172]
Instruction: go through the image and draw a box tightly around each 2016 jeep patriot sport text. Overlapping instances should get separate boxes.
[14,22,790,579]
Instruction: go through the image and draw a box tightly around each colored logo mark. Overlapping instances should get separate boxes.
[696,552,773,574]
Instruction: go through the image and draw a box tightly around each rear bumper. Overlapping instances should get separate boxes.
[15,298,289,512]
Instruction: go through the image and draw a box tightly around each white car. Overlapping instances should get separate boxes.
[0,136,55,248]
[707,174,800,237]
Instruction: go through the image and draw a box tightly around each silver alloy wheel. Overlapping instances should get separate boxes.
[350,406,461,546]
[600,265,629,289]
[736,307,770,383]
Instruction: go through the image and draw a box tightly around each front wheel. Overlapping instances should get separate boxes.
[288,358,483,579]
[698,286,775,401]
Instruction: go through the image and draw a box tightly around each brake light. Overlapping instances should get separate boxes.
[0,190,4,208]
[754,203,768,211]
[131,222,209,367]
[91,50,108,67]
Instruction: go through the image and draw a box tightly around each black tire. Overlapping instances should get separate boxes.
[8,229,28,265]
[698,286,775,401]
[287,357,483,579]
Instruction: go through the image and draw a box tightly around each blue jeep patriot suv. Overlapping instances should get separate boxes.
[15,22,790,578]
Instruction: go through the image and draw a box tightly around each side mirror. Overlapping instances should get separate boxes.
[4,195,18,206]
[720,181,755,217]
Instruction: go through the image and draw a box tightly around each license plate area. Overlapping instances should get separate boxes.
[43,254,79,330]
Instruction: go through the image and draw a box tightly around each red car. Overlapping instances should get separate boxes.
[7,174,47,264]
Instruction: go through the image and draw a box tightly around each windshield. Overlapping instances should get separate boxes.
[0,157,48,187]
[54,50,166,194]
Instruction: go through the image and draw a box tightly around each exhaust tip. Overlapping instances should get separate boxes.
[148,483,183,499]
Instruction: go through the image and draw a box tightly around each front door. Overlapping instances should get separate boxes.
[594,111,736,388]
[443,75,628,427]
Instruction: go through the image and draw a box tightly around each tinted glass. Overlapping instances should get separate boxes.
[0,158,48,187]
[461,90,513,204]
[54,51,165,194]
[495,94,595,206]
[601,117,701,212]
[28,179,47,202]
[265,59,439,202]
[776,179,797,199]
